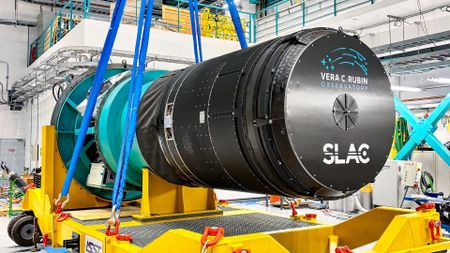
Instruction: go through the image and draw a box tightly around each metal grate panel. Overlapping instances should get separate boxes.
[372,31,450,55]
[217,205,241,211]
[111,213,317,247]
[72,217,133,226]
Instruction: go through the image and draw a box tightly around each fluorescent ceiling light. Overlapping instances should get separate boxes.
[426,77,450,84]
[390,85,422,92]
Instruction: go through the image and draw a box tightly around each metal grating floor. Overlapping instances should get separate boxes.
[113,213,317,247]
[217,205,241,211]
[72,207,237,226]
[72,217,133,226]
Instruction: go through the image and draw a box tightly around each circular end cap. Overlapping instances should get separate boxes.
[285,32,394,194]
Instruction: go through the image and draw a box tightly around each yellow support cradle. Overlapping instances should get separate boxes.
[19,125,450,253]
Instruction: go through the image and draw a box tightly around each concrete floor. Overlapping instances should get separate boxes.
[0,216,42,253]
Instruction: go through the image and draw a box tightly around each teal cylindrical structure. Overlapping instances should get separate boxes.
[51,65,166,201]
[96,70,167,188]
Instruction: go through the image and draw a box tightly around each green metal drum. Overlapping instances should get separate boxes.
[96,70,168,188]
[51,65,166,201]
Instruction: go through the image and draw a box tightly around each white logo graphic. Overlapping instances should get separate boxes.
[323,143,370,165]
[85,235,103,253]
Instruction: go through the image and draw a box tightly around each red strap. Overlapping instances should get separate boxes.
[201,226,224,248]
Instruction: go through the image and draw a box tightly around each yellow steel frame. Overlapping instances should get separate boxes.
[20,126,450,252]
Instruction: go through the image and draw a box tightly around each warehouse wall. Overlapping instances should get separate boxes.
[0,25,31,84]
[0,24,33,143]
[18,19,242,169]
[0,1,53,163]
[0,105,25,139]
[21,91,55,170]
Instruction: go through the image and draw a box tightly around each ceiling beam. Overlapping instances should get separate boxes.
[0,18,37,27]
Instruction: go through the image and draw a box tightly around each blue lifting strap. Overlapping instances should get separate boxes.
[225,0,248,49]
[188,0,202,63]
[193,0,203,62]
[112,0,155,210]
[60,0,126,198]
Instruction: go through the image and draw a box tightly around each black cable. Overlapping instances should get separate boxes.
[400,186,410,208]
[52,83,64,102]
[52,84,58,102]
[58,85,63,98]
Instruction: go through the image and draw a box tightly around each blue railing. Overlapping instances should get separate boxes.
[29,0,85,64]
[255,0,374,41]
[29,0,375,64]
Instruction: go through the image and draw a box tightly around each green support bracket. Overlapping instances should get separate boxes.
[49,22,54,47]
[69,0,73,30]
[302,1,305,26]
[58,13,62,40]
[334,0,337,16]
[275,6,279,36]
[8,179,24,217]
[394,95,450,166]
[253,13,257,43]
[40,35,44,57]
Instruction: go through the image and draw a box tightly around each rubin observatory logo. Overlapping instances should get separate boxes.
[320,47,369,91]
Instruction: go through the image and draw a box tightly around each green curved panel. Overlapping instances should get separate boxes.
[97,70,168,187]
[53,67,140,201]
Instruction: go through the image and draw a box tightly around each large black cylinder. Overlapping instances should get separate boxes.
[136,28,394,199]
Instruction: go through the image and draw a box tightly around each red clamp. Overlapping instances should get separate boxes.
[305,213,317,219]
[42,233,49,246]
[233,249,251,253]
[201,226,224,248]
[105,218,133,242]
[428,220,441,241]
[290,201,298,217]
[335,246,354,253]
[116,234,133,242]
[218,199,229,205]
[416,202,435,212]
[105,218,120,236]
[55,201,71,222]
